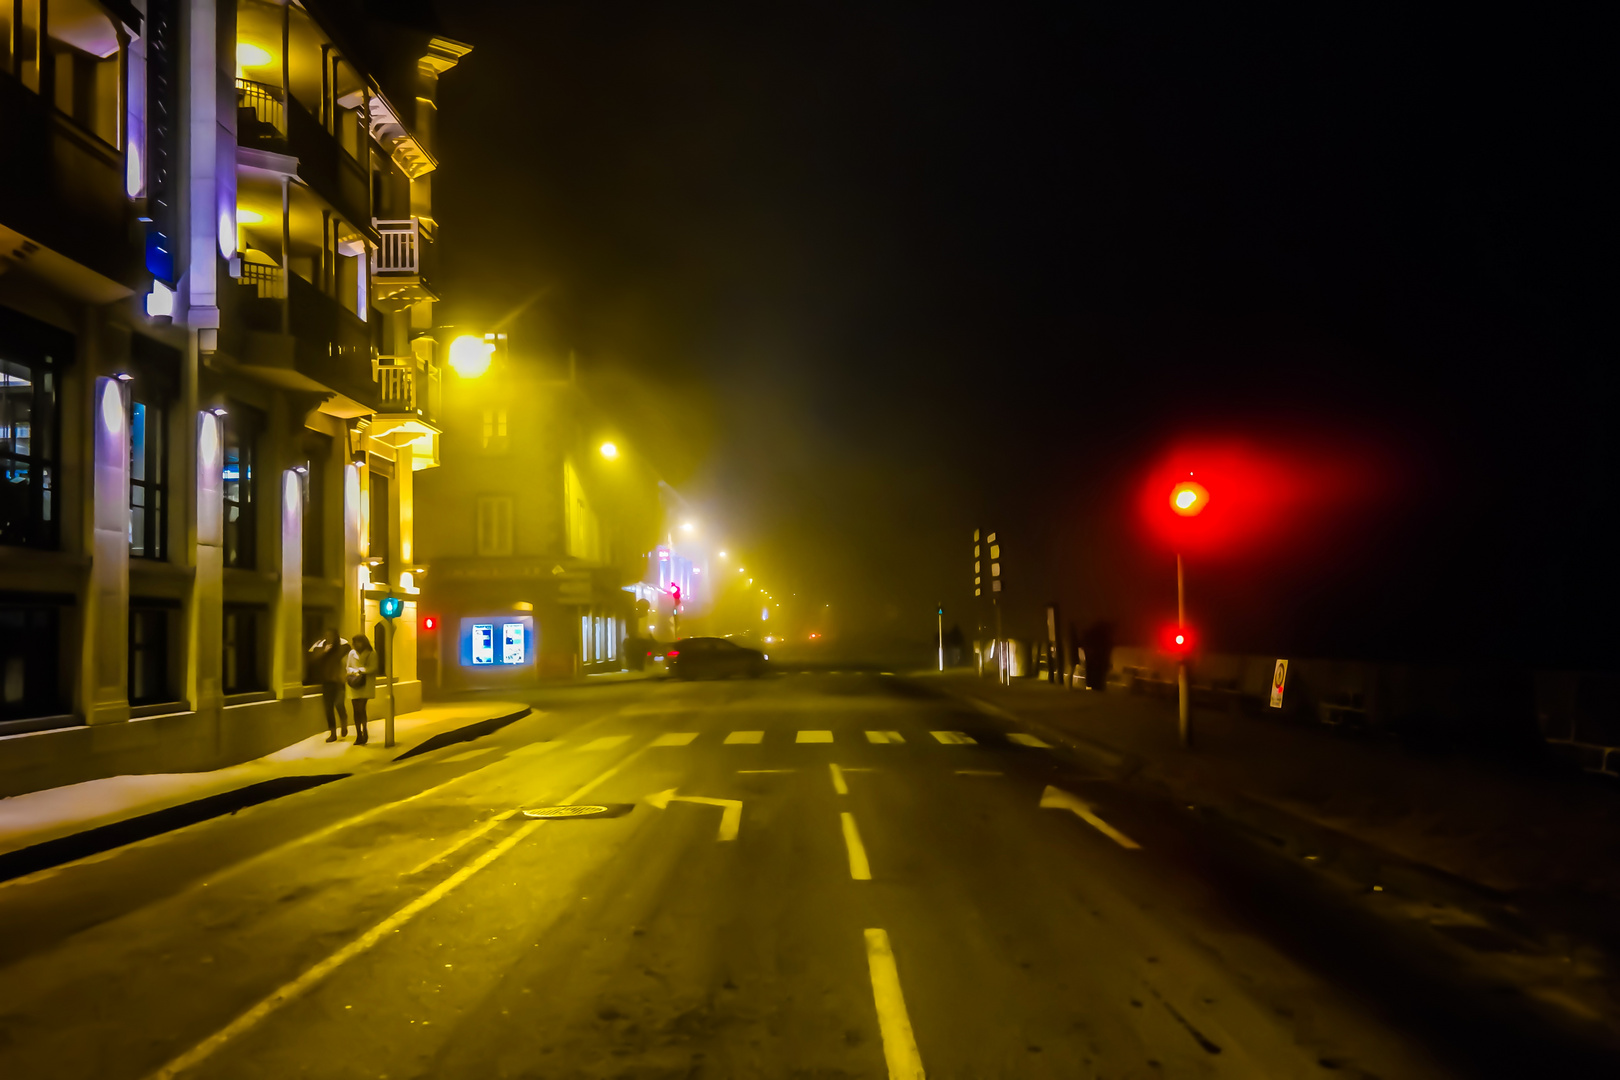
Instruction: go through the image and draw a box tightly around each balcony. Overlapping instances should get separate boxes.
[222,271,379,410]
[235,79,370,236]
[370,359,442,468]
[371,218,438,304]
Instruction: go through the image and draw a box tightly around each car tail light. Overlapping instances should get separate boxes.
[667,649,680,658]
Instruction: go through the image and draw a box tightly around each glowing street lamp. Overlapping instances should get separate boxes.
[599,441,618,460]
[448,335,493,378]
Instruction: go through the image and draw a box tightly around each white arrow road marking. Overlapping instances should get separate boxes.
[1040,785,1141,849]
[930,731,976,745]
[644,789,744,841]
[865,928,926,1079]
[1007,733,1051,748]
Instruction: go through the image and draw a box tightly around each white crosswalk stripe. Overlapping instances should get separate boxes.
[650,732,699,747]
[796,730,834,743]
[724,730,764,744]
[930,731,977,745]
[864,731,906,744]
[576,735,631,752]
[1007,733,1051,748]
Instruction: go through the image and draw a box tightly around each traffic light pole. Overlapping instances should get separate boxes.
[1177,553,1189,747]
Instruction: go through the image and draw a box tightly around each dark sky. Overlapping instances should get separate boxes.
[430,2,1615,668]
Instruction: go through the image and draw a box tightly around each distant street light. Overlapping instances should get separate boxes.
[681,522,695,534]
[448,335,493,378]
[600,441,618,460]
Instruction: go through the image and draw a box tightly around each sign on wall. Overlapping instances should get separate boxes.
[461,617,534,668]
[1270,659,1288,708]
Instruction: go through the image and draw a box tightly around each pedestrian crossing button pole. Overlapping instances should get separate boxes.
[379,594,405,748]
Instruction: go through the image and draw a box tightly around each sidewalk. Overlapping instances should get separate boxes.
[922,670,1620,1023]
[0,700,529,861]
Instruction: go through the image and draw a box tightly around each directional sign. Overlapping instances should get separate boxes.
[1039,785,1140,849]
[1270,659,1288,708]
[644,788,743,841]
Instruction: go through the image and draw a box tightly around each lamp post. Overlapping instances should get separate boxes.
[937,605,944,672]
[379,593,404,748]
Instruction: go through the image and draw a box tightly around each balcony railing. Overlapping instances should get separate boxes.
[236,79,286,140]
[373,219,420,275]
[376,361,418,412]
[237,260,285,299]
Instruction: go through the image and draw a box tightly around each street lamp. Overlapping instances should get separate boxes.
[599,441,618,460]
[448,335,493,378]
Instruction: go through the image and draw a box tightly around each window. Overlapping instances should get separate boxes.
[47,0,123,146]
[0,601,64,722]
[222,604,264,694]
[475,495,512,556]
[128,603,173,705]
[0,308,66,550]
[127,337,176,559]
[368,471,391,585]
[223,408,257,568]
[480,408,507,453]
[129,399,166,558]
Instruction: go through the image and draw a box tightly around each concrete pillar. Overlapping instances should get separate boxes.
[272,468,304,698]
[190,410,225,714]
[85,376,131,725]
[341,458,363,640]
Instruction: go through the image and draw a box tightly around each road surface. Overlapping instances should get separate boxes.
[0,674,1592,1078]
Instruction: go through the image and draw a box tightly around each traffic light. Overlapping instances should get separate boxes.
[1160,623,1197,658]
[1169,479,1209,517]
[669,584,682,607]
[421,615,438,631]
[379,595,404,620]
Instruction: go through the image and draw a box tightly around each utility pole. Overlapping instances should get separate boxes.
[379,594,404,748]
[937,604,944,671]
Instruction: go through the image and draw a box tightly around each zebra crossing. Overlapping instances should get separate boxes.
[546,728,1054,751]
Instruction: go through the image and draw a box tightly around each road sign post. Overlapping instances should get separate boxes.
[379,594,404,748]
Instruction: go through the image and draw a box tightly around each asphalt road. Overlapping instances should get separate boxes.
[0,673,1583,1078]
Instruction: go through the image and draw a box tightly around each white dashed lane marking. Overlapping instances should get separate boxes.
[865,731,906,744]
[576,735,631,752]
[930,731,977,745]
[649,732,699,747]
[1007,733,1051,748]
[797,730,834,743]
[724,731,764,744]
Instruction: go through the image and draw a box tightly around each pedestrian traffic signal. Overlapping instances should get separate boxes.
[669,584,682,606]
[1160,623,1197,657]
[379,595,404,620]
[421,615,438,631]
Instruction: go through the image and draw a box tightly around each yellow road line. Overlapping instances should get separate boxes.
[841,811,872,880]
[829,763,849,794]
[864,928,926,1079]
[404,810,516,876]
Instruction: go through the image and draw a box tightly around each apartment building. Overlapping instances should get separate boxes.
[0,0,468,796]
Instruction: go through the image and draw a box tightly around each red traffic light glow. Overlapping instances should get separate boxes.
[421,616,437,631]
[1160,623,1197,656]
[1138,438,1386,557]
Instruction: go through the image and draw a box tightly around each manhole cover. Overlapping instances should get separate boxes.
[522,805,611,819]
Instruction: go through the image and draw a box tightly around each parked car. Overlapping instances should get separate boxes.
[668,637,769,680]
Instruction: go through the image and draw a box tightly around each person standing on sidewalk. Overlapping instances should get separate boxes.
[308,628,350,741]
[345,634,380,745]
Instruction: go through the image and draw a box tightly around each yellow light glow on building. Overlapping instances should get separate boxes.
[236,42,273,69]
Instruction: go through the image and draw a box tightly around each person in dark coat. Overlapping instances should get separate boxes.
[345,634,380,745]
[308,628,350,741]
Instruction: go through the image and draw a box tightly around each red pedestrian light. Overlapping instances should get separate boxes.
[421,615,437,631]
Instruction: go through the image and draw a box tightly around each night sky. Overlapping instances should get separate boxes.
[429,2,1614,669]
